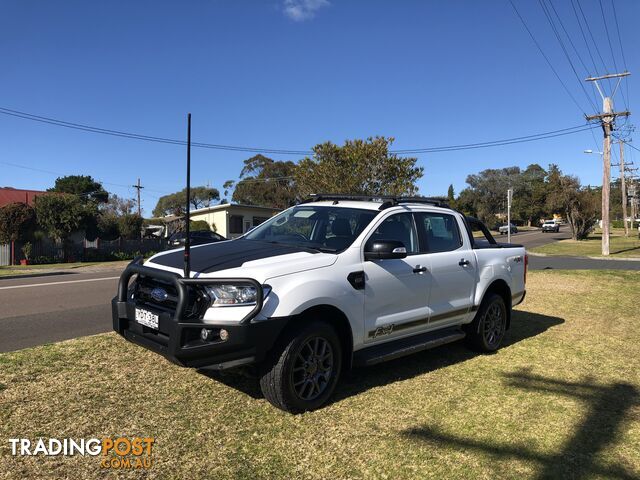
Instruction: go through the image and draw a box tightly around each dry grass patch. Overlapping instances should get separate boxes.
[1,270,639,479]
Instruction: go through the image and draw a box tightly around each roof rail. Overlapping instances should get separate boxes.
[300,193,450,209]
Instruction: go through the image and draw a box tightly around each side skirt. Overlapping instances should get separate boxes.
[352,326,466,367]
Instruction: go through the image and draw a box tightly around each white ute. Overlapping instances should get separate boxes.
[112,195,527,413]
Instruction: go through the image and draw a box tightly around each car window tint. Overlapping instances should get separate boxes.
[367,213,418,254]
[415,212,462,253]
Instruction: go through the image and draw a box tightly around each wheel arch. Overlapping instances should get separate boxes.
[275,304,354,370]
[478,279,512,329]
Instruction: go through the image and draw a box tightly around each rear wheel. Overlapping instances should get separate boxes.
[259,321,342,413]
[465,293,507,352]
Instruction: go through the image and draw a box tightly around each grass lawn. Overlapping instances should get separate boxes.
[531,229,640,258]
[1,270,639,479]
[0,261,130,277]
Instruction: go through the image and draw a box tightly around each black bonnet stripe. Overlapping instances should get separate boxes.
[150,239,316,273]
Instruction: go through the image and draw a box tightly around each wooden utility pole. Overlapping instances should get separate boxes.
[132,178,144,217]
[618,141,629,236]
[585,72,631,256]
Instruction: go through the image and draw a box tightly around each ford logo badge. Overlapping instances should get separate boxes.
[150,287,168,302]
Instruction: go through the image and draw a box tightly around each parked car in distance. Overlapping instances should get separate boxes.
[542,220,560,233]
[498,223,518,235]
[113,195,527,413]
[166,230,226,249]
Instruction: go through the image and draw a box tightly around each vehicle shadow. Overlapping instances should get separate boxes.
[199,310,564,403]
[403,371,639,480]
[331,310,563,405]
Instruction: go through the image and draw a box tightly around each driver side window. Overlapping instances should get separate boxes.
[366,213,419,254]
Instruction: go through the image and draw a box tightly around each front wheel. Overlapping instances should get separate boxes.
[465,293,507,352]
[259,322,342,413]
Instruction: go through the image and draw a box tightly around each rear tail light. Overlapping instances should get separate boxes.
[524,254,528,285]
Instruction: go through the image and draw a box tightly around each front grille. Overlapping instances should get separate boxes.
[134,275,208,319]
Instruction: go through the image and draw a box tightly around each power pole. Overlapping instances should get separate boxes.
[132,178,144,217]
[507,188,513,244]
[618,141,629,236]
[585,72,631,256]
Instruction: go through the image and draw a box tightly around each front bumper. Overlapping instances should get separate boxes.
[112,258,288,369]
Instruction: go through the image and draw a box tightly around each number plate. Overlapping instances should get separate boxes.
[135,307,159,330]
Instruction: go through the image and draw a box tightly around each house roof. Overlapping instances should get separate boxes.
[0,187,49,208]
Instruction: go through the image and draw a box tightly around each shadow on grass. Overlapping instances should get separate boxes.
[200,310,564,403]
[404,371,639,479]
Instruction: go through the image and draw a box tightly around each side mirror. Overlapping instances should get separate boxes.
[364,240,407,260]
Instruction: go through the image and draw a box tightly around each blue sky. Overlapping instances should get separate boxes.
[1,0,637,215]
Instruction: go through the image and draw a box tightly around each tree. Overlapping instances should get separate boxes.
[231,154,299,209]
[190,220,211,231]
[48,175,108,204]
[459,167,522,224]
[295,137,423,198]
[152,186,220,217]
[513,164,548,226]
[546,165,598,240]
[101,194,136,216]
[447,184,455,202]
[0,203,36,244]
[117,214,144,239]
[34,194,87,243]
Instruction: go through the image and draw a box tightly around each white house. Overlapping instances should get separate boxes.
[188,203,280,239]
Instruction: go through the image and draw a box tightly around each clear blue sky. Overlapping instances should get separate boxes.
[1,0,637,215]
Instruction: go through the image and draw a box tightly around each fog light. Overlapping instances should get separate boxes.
[219,329,229,342]
[200,328,214,341]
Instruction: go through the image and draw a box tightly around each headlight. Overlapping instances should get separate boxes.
[205,285,270,306]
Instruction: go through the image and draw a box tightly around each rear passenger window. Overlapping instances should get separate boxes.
[415,212,462,253]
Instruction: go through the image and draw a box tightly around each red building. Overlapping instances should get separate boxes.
[0,187,49,207]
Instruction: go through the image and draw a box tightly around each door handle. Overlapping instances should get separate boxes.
[458,259,470,266]
[413,265,427,274]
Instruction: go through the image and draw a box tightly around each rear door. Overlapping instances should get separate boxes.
[414,211,476,327]
[363,212,433,343]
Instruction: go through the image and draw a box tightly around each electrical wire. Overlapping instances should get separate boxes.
[576,0,614,93]
[610,0,630,110]
[0,105,596,155]
[538,0,599,112]
[508,0,588,115]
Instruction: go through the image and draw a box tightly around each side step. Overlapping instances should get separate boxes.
[353,327,466,367]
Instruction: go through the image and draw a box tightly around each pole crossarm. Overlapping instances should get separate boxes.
[585,72,630,82]
[585,111,630,122]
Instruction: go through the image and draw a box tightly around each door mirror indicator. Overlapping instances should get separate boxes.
[365,240,408,260]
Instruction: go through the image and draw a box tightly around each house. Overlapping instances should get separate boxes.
[0,187,49,208]
[189,203,280,239]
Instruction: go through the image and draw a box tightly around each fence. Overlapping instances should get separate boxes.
[0,237,166,266]
[0,243,9,266]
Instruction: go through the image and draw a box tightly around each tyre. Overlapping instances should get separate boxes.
[464,293,507,352]
[259,321,342,413]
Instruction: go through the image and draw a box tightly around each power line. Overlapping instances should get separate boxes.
[538,0,599,112]
[575,0,614,93]
[391,125,596,153]
[508,0,588,115]
[610,0,630,110]
[0,107,311,155]
[0,105,595,155]
[570,0,600,77]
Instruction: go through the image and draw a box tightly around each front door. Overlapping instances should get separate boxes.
[363,212,432,343]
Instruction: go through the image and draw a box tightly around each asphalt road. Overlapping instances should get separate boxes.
[0,229,637,353]
[0,271,120,353]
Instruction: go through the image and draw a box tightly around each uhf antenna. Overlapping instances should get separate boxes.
[184,113,191,278]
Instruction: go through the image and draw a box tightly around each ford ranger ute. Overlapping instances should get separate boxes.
[112,195,527,413]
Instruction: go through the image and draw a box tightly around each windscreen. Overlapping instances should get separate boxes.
[244,206,378,252]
